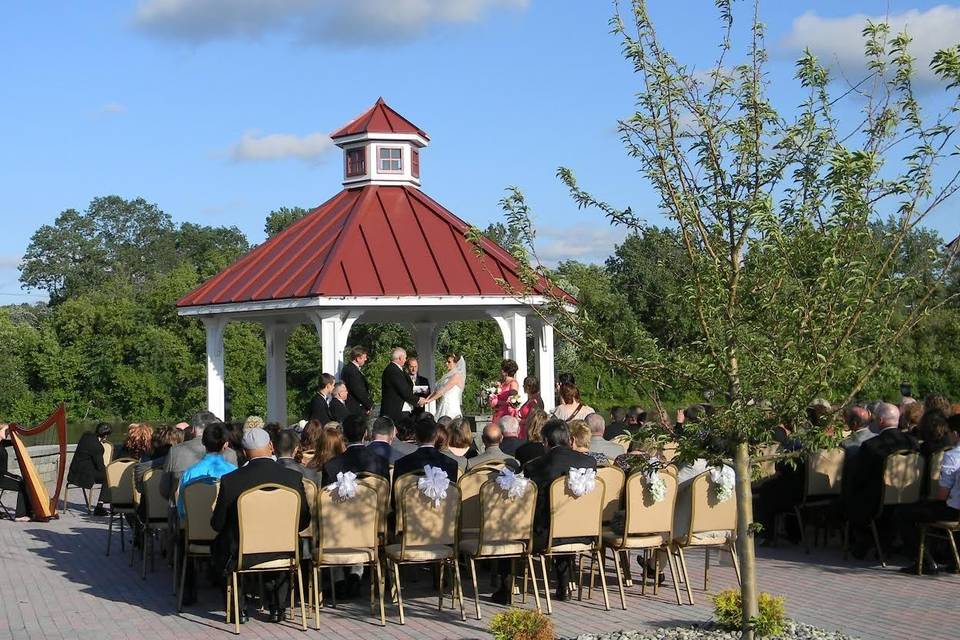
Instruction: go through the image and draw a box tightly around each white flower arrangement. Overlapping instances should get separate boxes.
[709,466,735,503]
[566,467,597,497]
[418,465,451,507]
[482,381,500,402]
[495,467,530,499]
[507,393,522,409]
[645,471,667,503]
[325,470,358,501]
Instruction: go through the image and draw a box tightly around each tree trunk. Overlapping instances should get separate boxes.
[734,441,758,640]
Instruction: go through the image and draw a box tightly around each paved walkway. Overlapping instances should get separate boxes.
[0,500,955,640]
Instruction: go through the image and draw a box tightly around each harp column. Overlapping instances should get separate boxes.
[202,317,228,421]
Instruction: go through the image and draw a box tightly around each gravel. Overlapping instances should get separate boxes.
[563,621,860,640]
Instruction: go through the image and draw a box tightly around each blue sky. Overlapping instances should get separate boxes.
[2,1,959,303]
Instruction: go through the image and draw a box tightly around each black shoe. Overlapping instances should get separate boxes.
[92,505,108,516]
[490,588,511,605]
[236,608,249,624]
[335,579,360,600]
[268,607,285,623]
[181,592,197,607]
[554,588,570,602]
[347,573,362,598]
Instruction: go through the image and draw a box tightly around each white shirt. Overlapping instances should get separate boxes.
[939,444,960,510]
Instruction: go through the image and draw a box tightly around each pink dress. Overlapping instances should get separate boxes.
[489,380,519,424]
[517,393,544,440]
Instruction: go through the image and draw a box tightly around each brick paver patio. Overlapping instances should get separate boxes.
[0,498,955,640]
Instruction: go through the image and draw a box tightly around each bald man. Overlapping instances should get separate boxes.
[466,423,519,471]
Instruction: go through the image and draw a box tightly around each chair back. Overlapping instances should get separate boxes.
[597,465,625,523]
[392,472,422,536]
[236,483,301,569]
[182,481,219,543]
[399,483,461,550]
[101,441,115,469]
[660,442,679,463]
[478,479,537,547]
[882,450,923,505]
[928,448,949,501]
[686,470,737,541]
[805,448,844,498]
[318,482,379,554]
[106,458,138,506]
[754,444,779,482]
[625,470,677,538]
[547,474,605,546]
[302,478,318,537]
[300,450,315,467]
[358,473,390,537]
[140,467,168,522]
[458,466,501,532]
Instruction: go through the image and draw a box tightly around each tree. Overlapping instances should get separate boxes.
[264,206,310,238]
[480,2,960,636]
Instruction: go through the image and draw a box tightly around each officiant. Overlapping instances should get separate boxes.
[404,355,431,417]
[380,348,425,423]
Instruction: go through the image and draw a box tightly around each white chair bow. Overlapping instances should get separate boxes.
[709,466,735,503]
[496,467,530,499]
[645,471,667,503]
[418,465,451,507]
[566,467,597,497]
[326,470,359,500]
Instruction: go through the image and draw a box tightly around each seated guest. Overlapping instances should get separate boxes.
[274,429,318,485]
[551,383,594,422]
[242,415,264,433]
[614,438,657,474]
[498,415,524,457]
[604,406,630,441]
[323,414,388,485]
[391,415,418,461]
[899,414,960,573]
[393,416,459,483]
[626,405,646,429]
[841,406,874,451]
[305,426,345,477]
[307,374,336,425]
[918,409,951,457]
[900,401,924,435]
[120,423,154,461]
[522,419,597,602]
[211,428,310,624]
[0,423,33,521]
[466,422,519,470]
[176,423,236,520]
[443,418,473,470]
[135,426,184,492]
[67,422,112,515]
[329,382,350,423]
[570,419,606,465]
[367,416,405,464]
[162,412,237,501]
[925,394,952,417]
[587,413,626,460]
[299,419,324,466]
[515,409,549,467]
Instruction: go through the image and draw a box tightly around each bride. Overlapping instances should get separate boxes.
[426,352,466,419]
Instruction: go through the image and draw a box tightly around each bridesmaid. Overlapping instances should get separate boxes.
[517,375,544,440]
[489,359,521,424]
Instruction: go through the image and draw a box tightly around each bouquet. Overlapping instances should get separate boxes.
[480,381,500,406]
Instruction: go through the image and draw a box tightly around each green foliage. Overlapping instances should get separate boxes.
[488,608,554,640]
[712,589,786,637]
[264,206,310,238]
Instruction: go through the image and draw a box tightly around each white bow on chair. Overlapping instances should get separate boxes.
[566,467,597,497]
[325,470,359,500]
[496,467,530,499]
[709,466,735,503]
[418,465,451,507]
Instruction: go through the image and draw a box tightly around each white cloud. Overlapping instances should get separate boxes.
[99,102,127,115]
[227,130,335,163]
[535,224,622,265]
[781,6,960,86]
[133,0,528,45]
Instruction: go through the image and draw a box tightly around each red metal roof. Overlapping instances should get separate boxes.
[330,98,429,141]
[177,185,572,307]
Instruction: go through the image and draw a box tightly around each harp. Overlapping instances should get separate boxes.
[9,404,68,521]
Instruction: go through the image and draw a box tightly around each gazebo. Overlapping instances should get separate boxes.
[177,98,572,423]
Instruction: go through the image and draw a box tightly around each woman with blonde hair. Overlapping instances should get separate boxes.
[569,418,608,465]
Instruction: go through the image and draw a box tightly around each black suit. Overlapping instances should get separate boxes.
[0,440,31,518]
[515,441,546,467]
[393,445,459,483]
[307,395,332,424]
[380,362,418,423]
[341,362,373,416]
[322,444,389,486]
[847,428,918,524]
[329,397,349,423]
[500,436,523,457]
[67,432,106,489]
[211,458,310,609]
[409,373,430,416]
[604,421,630,441]
[276,457,319,486]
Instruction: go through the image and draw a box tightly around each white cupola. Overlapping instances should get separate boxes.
[330,97,430,189]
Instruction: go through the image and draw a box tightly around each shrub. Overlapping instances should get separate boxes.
[712,589,786,637]
[489,608,554,640]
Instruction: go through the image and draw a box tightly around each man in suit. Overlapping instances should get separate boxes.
[211,428,310,624]
[323,414,389,485]
[466,422,519,471]
[329,383,350,423]
[523,419,597,603]
[306,373,335,424]
[161,411,238,501]
[341,346,373,417]
[604,406,630,441]
[404,356,431,416]
[497,415,524,457]
[587,413,627,460]
[273,429,318,485]
[393,416,459,483]
[380,347,423,423]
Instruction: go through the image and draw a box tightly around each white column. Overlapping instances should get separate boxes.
[412,322,440,389]
[202,316,228,421]
[534,318,556,411]
[310,311,360,379]
[264,323,291,425]
[489,310,527,398]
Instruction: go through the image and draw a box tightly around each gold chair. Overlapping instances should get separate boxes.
[672,471,740,604]
[385,482,465,624]
[927,448,949,501]
[311,482,385,626]
[460,478,540,619]
[177,481,219,611]
[225,484,307,635]
[603,470,682,609]
[535,475,608,614]
[458,466,502,541]
[787,448,844,552]
[597,465,625,525]
[137,467,169,579]
[104,458,139,557]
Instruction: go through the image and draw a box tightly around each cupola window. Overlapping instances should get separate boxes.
[378,147,403,173]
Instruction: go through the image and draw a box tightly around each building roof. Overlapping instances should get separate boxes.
[177,184,572,307]
[330,98,429,141]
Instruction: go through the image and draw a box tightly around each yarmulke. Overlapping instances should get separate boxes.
[241,427,270,450]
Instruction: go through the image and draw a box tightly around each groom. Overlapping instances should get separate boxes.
[380,347,424,423]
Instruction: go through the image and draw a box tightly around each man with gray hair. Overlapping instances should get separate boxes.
[380,347,424,423]
[586,413,626,460]
[498,415,523,456]
[161,411,237,500]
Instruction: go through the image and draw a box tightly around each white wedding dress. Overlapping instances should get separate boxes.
[434,357,466,419]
